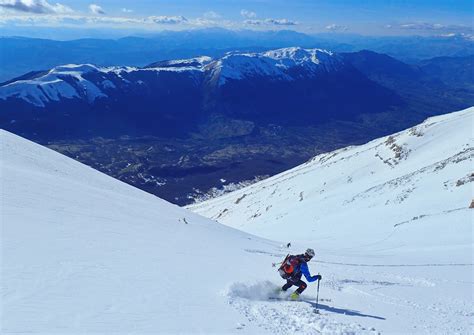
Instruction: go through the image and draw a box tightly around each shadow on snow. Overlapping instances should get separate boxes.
[306,301,386,320]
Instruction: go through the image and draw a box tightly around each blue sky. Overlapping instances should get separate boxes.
[0,0,472,39]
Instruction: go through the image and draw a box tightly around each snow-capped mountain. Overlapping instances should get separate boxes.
[0,64,109,107]
[207,48,343,85]
[0,62,204,108]
[0,47,400,142]
[0,48,342,107]
[189,107,473,255]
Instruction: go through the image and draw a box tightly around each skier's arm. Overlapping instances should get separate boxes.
[300,262,317,282]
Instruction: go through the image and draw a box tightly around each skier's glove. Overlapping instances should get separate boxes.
[314,274,322,281]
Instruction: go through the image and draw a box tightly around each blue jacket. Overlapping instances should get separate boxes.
[299,262,317,282]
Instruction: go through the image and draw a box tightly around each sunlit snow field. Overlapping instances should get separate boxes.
[2,107,473,334]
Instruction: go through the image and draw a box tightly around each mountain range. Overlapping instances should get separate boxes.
[1,47,473,204]
[2,29,474,82]
[0,47,398,138]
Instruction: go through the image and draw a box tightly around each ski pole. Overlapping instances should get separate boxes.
[315,273,320,311]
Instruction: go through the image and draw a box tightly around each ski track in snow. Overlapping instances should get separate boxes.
[231,250,473,334]
[226,282,380,335]
[226,259,472,334]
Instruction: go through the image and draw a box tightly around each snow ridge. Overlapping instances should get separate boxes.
[0,64,106,107]
[189,107,473,246]
[209,47,342,85]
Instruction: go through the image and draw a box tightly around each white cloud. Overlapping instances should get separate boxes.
[193,17,216,26]
[400,22,444,30]
[0,8,294,31]
[265,18,296,26]
[383,22,473,40]
[243,19,262,26]
[0,0,73,14]
[0,13,191,26]
[439,33,456,37]
[325,24,348,32]
[147,15,187,24]
[121,8,133,13]
[84,15,139,24]
[441,32,474,41]
[461,33,474,41]
[89,4,105,15]
[203,11,220,19]
[397,22,471,32]
[244,18,297,26]
[240,9,256,19]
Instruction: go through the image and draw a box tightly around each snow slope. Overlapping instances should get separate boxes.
[1,130,383,334]
[190,107,474,334]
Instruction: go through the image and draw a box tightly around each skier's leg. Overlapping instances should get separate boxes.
[282,280,293,291]
[294,279,307,294]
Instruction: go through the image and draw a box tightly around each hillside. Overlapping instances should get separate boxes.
[1,129,275,333]
[189,108,474,333]
[2,107,472,333]
[189,107,472,254]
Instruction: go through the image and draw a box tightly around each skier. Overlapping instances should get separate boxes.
[277,248,321,300]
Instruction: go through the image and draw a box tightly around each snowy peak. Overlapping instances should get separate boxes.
[210,54,290,83]
[209,47,344,84]
[51,63,101,74]
[0,63,108,107]
[148,56,213,69]
[263,47,335,66]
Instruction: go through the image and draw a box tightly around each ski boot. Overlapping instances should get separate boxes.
[290,292,300,300]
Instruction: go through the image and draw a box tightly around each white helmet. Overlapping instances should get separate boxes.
[305,248,315,258]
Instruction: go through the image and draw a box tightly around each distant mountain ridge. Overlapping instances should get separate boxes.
[1,30,473,82]
[0,47,400,140]
[0,48,343,107]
